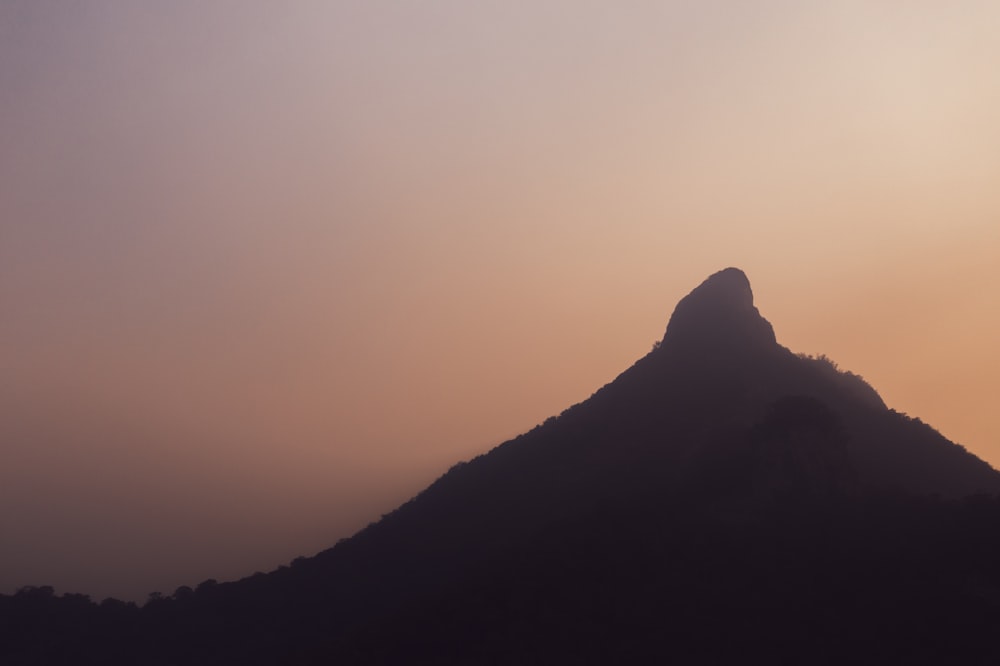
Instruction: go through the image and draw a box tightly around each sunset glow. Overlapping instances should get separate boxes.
[2,1,999,601]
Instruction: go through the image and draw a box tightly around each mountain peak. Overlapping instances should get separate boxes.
[681,267,754,311]
[661,267,776,350]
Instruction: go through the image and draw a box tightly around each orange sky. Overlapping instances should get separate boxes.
[2,1,999,601]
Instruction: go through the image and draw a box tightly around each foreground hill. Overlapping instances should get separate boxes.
[3,268,1000,664]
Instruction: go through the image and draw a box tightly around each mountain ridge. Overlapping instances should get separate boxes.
[3,267,1000,665]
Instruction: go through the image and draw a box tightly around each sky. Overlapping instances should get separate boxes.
[2,1,999,602]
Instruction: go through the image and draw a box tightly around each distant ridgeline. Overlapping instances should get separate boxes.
[4,268,1000,665]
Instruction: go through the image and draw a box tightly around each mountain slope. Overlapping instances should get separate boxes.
[3,267,1000,665]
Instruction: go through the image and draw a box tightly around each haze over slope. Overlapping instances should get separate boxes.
[3,267,999,666]
[3,1,999,602]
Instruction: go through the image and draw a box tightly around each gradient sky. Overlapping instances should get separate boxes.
[2,1,999,602]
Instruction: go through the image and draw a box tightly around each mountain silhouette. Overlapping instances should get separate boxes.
[4,268,1000,665]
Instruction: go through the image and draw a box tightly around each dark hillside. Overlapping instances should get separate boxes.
[3,268,999,664]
